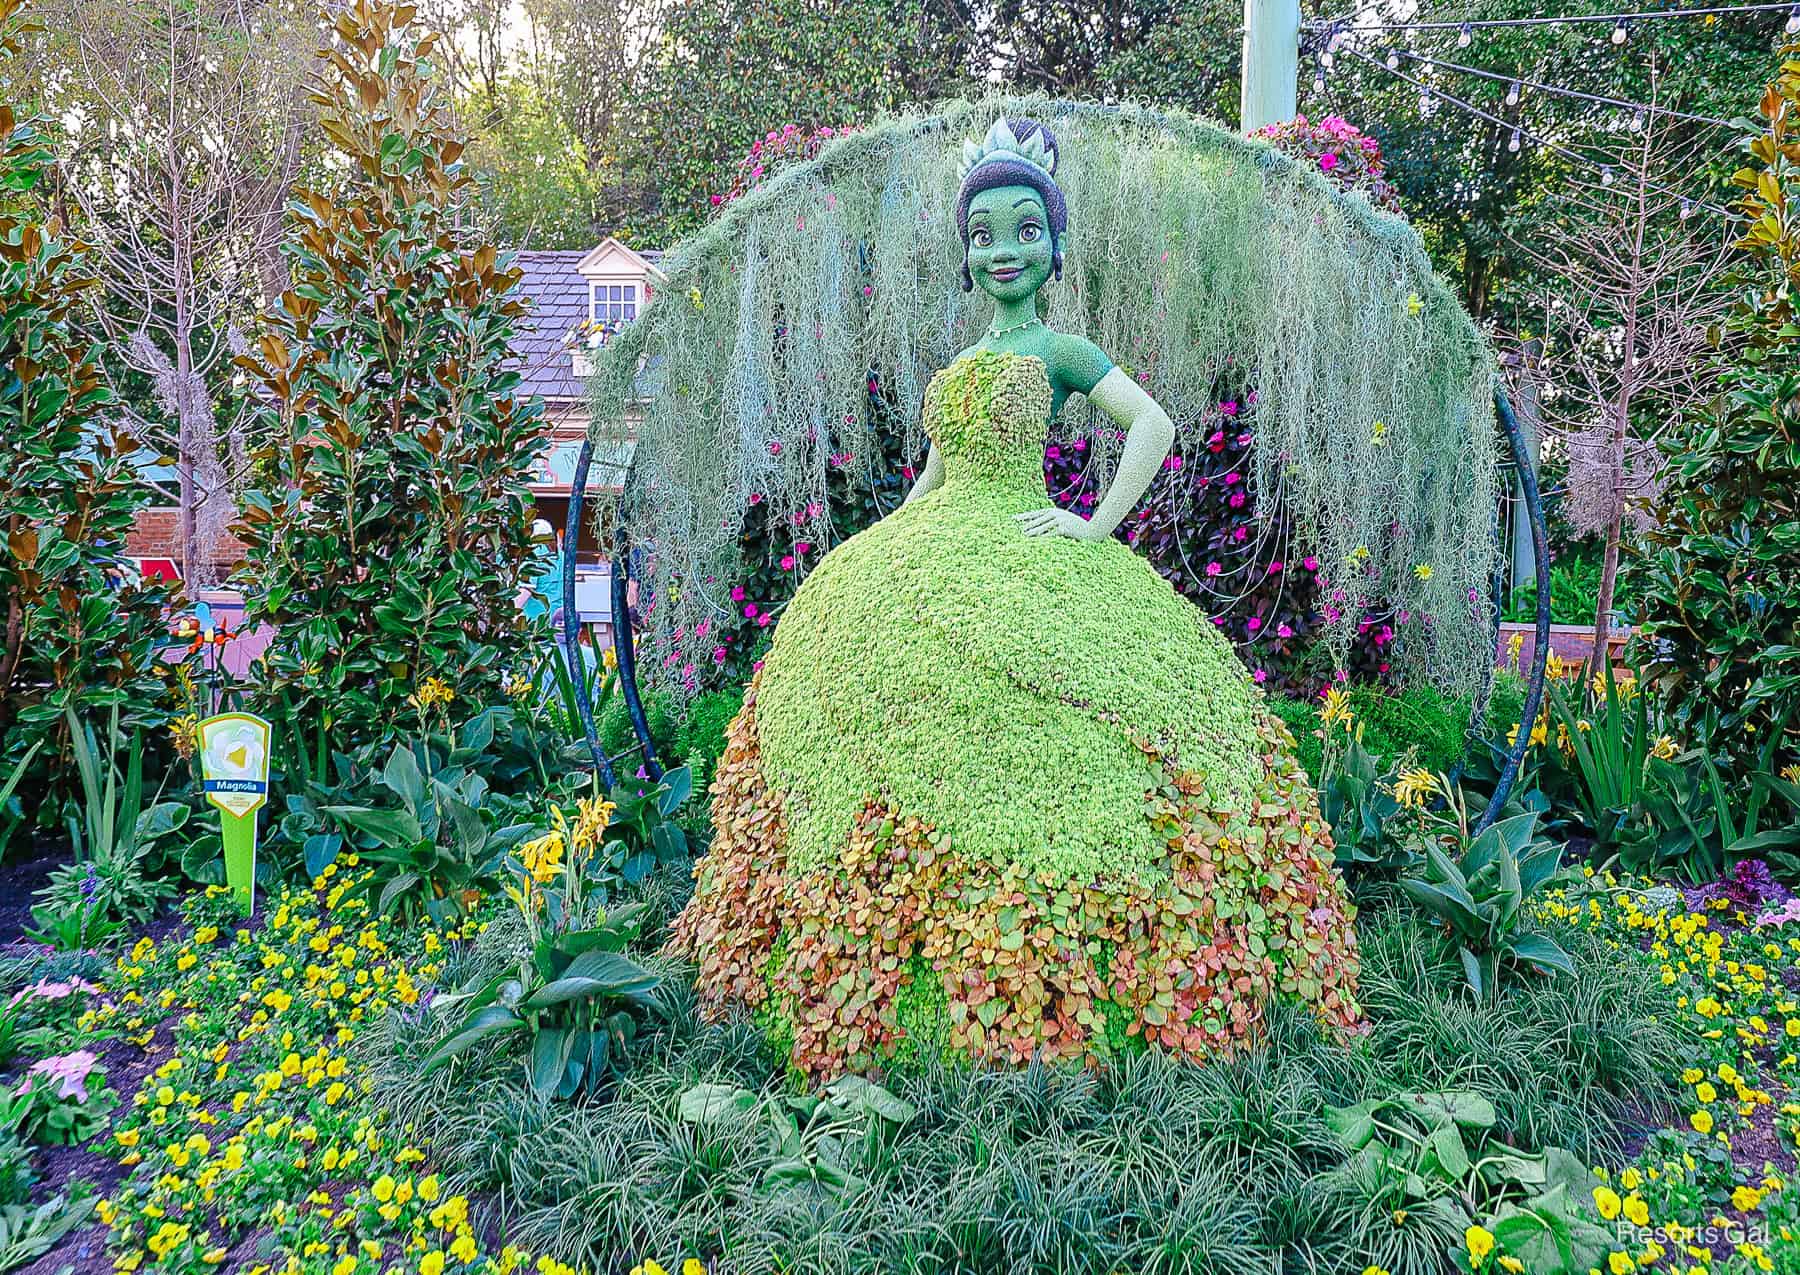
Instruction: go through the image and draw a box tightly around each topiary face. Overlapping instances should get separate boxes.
[964,184,1053,305]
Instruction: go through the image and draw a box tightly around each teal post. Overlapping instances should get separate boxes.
[1240,0,1300,134]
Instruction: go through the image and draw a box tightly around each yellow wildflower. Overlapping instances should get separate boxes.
[1465,1225,1495,1268]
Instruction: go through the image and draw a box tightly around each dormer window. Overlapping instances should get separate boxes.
[591,282,638,323]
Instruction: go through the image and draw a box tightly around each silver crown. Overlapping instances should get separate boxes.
[957,116,1056,184]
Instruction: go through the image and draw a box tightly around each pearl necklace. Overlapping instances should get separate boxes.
[987,315,1042,340]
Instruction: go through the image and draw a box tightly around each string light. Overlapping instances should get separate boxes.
[1320,48,1335,69]
[1508,128,1522,153]
[1611,17,1630,42]
[1384,49,1734,129]
[1313,68,1327,94]
[1337,43,1736,218]
[1680,198,1694,218]
[1457,21,1473,47]
[1631,109,1646,131]
[1305,3,1796,35]
[1787,2,1800,30]
[1386,49,1401,70]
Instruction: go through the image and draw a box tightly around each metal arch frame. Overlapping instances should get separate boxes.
[562,388,1550,828]
[1475,381,1552,832]
[560,437,663,790]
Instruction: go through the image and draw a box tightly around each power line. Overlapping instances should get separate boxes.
[1329,42,1736,218]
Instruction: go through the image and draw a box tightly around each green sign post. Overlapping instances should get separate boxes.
[197,713,272,914]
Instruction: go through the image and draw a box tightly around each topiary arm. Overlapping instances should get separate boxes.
[902,443,944,506]
[1017,368,1174,542]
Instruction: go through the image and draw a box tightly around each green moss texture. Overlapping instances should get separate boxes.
[756,352,1262,880]
[669,352,1360,1077]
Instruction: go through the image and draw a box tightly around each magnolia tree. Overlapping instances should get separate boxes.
[235,0,546,760]
[0,0,171,792]
[1638,45,1800,771]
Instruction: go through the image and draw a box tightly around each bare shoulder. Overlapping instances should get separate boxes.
[1048,332,1115,397]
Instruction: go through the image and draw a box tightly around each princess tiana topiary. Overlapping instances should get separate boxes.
[669,117,1360,1079]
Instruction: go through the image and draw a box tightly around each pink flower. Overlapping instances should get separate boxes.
[1220,401,1239,417]
[1206,562,1222,577]
[24,1050,99,1102]
[796,541,813,554]
[1278,623,1294,638]
[743,604,758,619]
[730,585,746,602]
[1232,526,1247,542]
[1267,561,1283,574]
[1320,152,1340,172]
[695,620,711,639]
[1229,492,1246,509]
[1253,668,1268,683]
[712,646,727,664]
[748,493,764,506]
[710,194,723,206]
[780,555,796,571]
[1224,471,1241,485]
[1302,556,1318,571]
[1046,445,1061,461]
[1247,617,1262,632]
[757,613,771,628]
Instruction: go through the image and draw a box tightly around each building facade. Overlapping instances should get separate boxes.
[126,237,662,630]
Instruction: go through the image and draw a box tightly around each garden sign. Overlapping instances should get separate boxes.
[197,712,272,913]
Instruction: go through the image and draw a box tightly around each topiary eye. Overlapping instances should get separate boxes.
[1018,222,1041,244]
[971,226,992,248]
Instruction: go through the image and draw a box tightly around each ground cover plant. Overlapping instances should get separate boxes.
[21,828,1800,1275]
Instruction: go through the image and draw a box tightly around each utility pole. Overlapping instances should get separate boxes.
[1240,0,1300,134]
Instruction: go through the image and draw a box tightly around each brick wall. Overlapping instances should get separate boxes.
[128,508,249,573]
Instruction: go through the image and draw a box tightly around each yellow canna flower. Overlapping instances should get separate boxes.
[1391,768,1439,810]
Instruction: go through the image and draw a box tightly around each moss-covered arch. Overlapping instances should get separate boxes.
[587,94,1500,700]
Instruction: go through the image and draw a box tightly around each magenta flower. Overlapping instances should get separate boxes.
[1320,152,1340,172]
[743,604,757,619]
[1205,562,1222,577]
[1247,616,1262,632]
[1220,401,1239,417]
[1278,623,1294,638]
[1253,668,1268,683]
[1229,492,1246,509]
[1303,556,1318,571]
[780,555,796,571]
[757,613,771,628]
[712,646,727,664]
[730,585,746,602]
[1267,561,1283,574]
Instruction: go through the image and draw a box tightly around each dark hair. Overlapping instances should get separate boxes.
[954,118,1067,292]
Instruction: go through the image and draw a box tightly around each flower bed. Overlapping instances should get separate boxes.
[4,868,692,1275]
[11,854,1800,1274]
